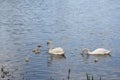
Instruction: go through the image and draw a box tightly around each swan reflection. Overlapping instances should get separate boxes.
[47,54,66,66]
[81,54,111,63]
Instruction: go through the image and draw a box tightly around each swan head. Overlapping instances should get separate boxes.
[81,48,90,54]
[47,40,52,45]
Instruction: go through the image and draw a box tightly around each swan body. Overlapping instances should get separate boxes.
[47,40,64,55]
[82,48,111,55]
[49,47,64,55]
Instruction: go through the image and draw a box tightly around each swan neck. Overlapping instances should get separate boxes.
[49,43,53,50]
[86,49,91,54]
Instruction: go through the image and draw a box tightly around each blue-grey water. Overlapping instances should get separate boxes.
[0,0,120,80]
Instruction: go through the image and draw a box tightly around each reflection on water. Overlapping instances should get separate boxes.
[81,54,111,63]
[0,0,120,80]
[47,54,66,66]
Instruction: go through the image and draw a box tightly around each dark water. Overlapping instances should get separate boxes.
[0,0,120,80]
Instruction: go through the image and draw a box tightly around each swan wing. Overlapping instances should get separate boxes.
[92,48,110,54]
[52,47,64,55]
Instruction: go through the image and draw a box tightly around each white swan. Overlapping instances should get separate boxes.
[47,40,64,55]
[82,48,111,55]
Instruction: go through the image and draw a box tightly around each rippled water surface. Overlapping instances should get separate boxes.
[0,0,120,80]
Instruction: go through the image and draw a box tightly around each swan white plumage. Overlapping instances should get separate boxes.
[82,48,111,55]
[47,40,64,55]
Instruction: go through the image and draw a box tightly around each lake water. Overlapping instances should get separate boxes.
[0,0,120,80]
